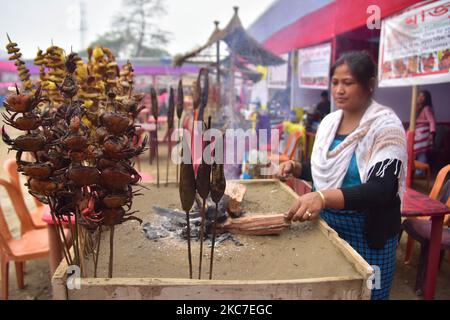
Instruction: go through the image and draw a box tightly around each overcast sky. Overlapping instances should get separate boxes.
[0,0,274,58]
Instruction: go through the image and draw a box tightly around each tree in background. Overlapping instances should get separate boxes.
[90,0,171,58]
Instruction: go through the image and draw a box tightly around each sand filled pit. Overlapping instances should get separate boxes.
[84,180,359,280]
[53,180,372,300]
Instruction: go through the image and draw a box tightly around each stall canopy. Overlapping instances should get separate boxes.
[249,0,423,54]
[247,0,332,43]
[219,56,263,82]
[174,7,285,67]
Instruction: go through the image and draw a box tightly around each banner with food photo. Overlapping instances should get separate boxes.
[268,53,289,89]
[379,0,450,87]
[298,42,331,89]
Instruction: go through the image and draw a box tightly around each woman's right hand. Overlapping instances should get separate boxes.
[277,160,301,181]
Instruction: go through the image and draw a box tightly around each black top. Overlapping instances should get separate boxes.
[316,100,331,119]
[300,159,402,249]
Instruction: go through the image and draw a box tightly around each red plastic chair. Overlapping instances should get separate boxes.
[0,177,50,300]
[3,159,47,230]
[403,164,450,264]
[401,195,450,295]
[413,160,431,190]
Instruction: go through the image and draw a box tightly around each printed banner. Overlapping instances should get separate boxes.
[298,42,331,89]
[379,0,450,87]
[268,54,288,89]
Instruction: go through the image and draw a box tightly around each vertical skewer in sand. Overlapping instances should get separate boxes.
[209,160,226,279]
[166,87,175,186]
[176,80,184,185]
[150,87,160,187]
[179,143,196,278]
[195,69,210,279]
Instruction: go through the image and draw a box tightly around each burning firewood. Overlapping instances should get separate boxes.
[224,182,247,217]
[217,214,291,236]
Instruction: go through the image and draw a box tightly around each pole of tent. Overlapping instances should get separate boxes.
[406,85,418,188]
[215,21,221,86]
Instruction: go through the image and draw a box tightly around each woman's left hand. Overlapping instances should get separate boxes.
[285,192,324,222]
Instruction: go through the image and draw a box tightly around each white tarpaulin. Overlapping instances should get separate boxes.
[298,42,331,89]
[379,0,450,87]
[268,53,288,89]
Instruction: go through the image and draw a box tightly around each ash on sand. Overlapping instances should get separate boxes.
[141,195,243,247]
[83,183,360,280]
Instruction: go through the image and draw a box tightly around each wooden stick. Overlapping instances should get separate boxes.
[55,214,74,265]
[94,226,102,278]
[47,197,73,265]
[108,226,114,278]
[66,212,77,265]
[165,130,171,187]
[176,119,181,185]
[198,198,206,279]
[185,211,193,279]
[47,198,72,266]
[156,133,160,188]
[209,203,219,280]
[74,208,81,267]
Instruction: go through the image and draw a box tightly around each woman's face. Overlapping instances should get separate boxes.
[417,92,425,106]
[331,63,371,112]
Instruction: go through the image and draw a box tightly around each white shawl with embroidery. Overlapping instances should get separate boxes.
[311,100,407,200]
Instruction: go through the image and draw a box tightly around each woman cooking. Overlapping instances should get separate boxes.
[278,51,407,300]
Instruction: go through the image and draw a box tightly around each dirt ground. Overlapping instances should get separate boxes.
[1,126,450,300]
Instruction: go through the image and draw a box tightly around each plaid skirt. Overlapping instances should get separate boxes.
[321,209,398,300]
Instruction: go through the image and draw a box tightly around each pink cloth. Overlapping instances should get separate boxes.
[158,92,168,106]
[416,106,436,133]
[413,106,436,154]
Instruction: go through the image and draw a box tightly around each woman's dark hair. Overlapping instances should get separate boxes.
[419,89,433,108]
[330,51,377,91]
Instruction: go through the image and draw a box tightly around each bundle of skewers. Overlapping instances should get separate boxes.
[2,37,147,278]
[178,68,226,279]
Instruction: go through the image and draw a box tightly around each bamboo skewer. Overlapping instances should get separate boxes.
[179,143,197,279]
[185,210,193,279]
[47,197,72,266]
[209,162,226,279]
[108,226,115,278]
[66,212,78,266]
[151,87,160,187]
[166,87,175,187]
[198,198,207,279]
[209,203,219,279]
[94,226,102,278]
[196,119,211,279]
[176,80,184,185]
